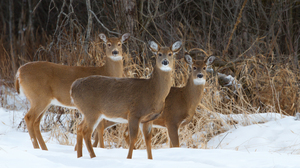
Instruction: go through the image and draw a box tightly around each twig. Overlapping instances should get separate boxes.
[32,0,42,14]
[90,9,145,44]
[147,1,164,46]
[188,48,209,57]
[215,132,229,149]
[207,0,215,52]
[223,0,248,56]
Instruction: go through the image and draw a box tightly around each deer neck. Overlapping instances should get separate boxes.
[149,66,173,99]
[103,57,124,77]
[184,73,205,108]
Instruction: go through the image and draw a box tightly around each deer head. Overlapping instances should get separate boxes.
[184,54,216,85]
[149,41,182,72]
[99,33,130,61]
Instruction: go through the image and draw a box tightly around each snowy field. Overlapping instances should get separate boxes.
[1,105,300,167]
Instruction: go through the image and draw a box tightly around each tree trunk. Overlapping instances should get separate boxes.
[9,0,16,75]
[122,0,136,35]
[85,0,92,59]
[28,0,35,58]
[19,0,26,63]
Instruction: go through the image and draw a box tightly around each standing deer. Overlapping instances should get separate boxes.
[14,33,130,150]
[70,40,182,159]
[93,54,215,148]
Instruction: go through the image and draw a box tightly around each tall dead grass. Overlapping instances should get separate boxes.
[0,30,299,149]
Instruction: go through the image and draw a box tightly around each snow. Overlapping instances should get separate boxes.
[0,85,28,110]
[1,106,300,167]
[218,73,241,89]
[208,115,300,154]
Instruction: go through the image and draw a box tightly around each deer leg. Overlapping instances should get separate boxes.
[33,106,50,150]
[167,123,180,147]
[24,101,49,149]
[74,141,78,151]
[76,120,85,158]
[169,136,173,148]
[93,120,116,148]
[83,125,96,158]
[123,126,130,147]
[93,120,109,148]
[97,125,105,148]
[83,115,103,158]
[126,116,140,159]
[142,122,153,159]
[92,130,100,147]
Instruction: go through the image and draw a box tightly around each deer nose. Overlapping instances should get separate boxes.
[162,60,169,66]
[112,50,119,55]
[197,73,203,78]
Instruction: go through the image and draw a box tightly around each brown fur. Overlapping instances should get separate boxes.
[148,60,208,147]
[95,55,215,148]
[71,41,182,159]
[15,33,130,150]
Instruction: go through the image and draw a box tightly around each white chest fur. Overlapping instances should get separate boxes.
[109,56,122,61]
[193,78,206,85]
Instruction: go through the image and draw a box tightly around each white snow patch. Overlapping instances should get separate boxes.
[1,96,300,167]
[1,85,28,110]
[294,112,300,121]
[207,114,300,155]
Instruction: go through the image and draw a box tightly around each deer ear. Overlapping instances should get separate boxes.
[99,33,107,43]
[171,41,182,54]
[184,54,193,65]
[206,56,216,66]
[149,41,160,54]
[121,33,130,43]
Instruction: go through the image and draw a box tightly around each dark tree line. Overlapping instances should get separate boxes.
[0,0,299,80]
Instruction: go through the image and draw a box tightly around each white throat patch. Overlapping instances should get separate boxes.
[109,55,123,61]
[193,78,206,85]
[160,66,172,72]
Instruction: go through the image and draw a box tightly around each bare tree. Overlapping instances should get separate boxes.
[9,0,16,75]
[84,0,92,58]
[122,0,136,35]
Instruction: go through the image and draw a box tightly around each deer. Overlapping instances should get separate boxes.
[93,53,216,148]
[14,33,130,151]
[70,40,182,159]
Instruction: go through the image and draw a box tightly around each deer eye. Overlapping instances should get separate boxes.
[107,43,111,47]
[158,53,162,57]
[168,53,172,56]
[118,43,121,46]
[203,67,206,70]
[193,67,196,70]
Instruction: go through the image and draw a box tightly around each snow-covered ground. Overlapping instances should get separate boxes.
[1,106,300,167]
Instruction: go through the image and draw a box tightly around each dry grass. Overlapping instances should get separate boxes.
[0,30,299,149]
[1,0,299,151]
